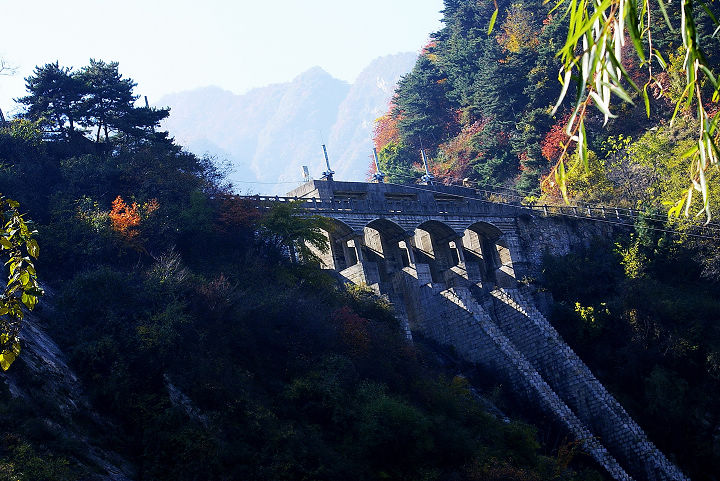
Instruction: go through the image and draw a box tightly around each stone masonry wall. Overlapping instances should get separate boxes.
[484,288,688,481]
[287,180,687,480]
[514,213,624,281]
[393,269,632,480]
[390,264,689,480]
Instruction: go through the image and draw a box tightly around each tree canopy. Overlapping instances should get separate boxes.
[0,57,601,480]
[546,0,720,221]
[18,59,169,142]
[374,0,720,222]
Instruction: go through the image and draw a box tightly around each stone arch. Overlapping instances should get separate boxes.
[363,218,408,283]
[414,220,463,282]
[463,221,515,286]
[319,218,357,270]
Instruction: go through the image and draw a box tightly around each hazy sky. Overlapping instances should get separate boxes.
[0,0,445,115]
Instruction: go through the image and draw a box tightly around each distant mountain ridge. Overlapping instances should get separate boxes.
[158,52,417,194]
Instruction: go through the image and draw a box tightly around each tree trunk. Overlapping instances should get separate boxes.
[0,107,6,128]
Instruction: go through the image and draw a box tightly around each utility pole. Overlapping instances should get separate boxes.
[372,148,385,183]
[320,144,334,181]
[420,149,435,185]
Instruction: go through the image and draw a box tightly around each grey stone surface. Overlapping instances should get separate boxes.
[277,180,688,481]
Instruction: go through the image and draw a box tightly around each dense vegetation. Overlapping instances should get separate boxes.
[374,0,720,210]
[0,60,605,480]
[371,1,720,480]
[544,222,720,481]
[2,1,719,478]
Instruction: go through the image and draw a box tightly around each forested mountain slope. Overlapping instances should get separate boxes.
[0,59,607,480]
[375,0,720,210]
[370,1,720,479]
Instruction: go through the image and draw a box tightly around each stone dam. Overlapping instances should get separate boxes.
[254,179,690,481]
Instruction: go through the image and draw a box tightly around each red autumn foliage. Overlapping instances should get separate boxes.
[109,196,141,239]
[370,99,403,178]
[621,34,646,88]
[109,196,159,241]
[373,103,401,152]
[367,152,379,180]
[541,115,570,162]
[420,41,437,56]
[217,194,263,232]
[332,306,370,356]
[707,102,720,118]
[495,130,510,146]
[431,119,488,184]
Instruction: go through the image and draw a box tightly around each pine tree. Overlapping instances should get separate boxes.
[18,62,85,139]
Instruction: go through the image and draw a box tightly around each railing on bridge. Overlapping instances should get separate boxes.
[244,194,649,221]
[241,193,720,239]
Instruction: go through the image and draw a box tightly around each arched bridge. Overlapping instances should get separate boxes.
[250,179,717,290]
[263,179,533,289]
[244,179,691,481]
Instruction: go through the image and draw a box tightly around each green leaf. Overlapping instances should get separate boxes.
[566,0,613,48]
[681,144,700,159]
[21,292,37,310]
[625,0,646,62]
[579,120,588,169]
[700,1,719,26]
[656,0,675,31]
[552,69,573,115]
[589,91,616,121]
[670,83,692,125]
[643,83,651,118]
[698,64,719,88]
[0,350,16,371]
[668,193,687,218]
[26,238,39,258]
[487,8,499,35]
[653,49,668,69]
[603,81,634,104]
[705,131,720,160]
[555,161,569,203]
[606,48,641,92]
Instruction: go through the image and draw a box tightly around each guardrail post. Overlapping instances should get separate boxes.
[542,205,548,216]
